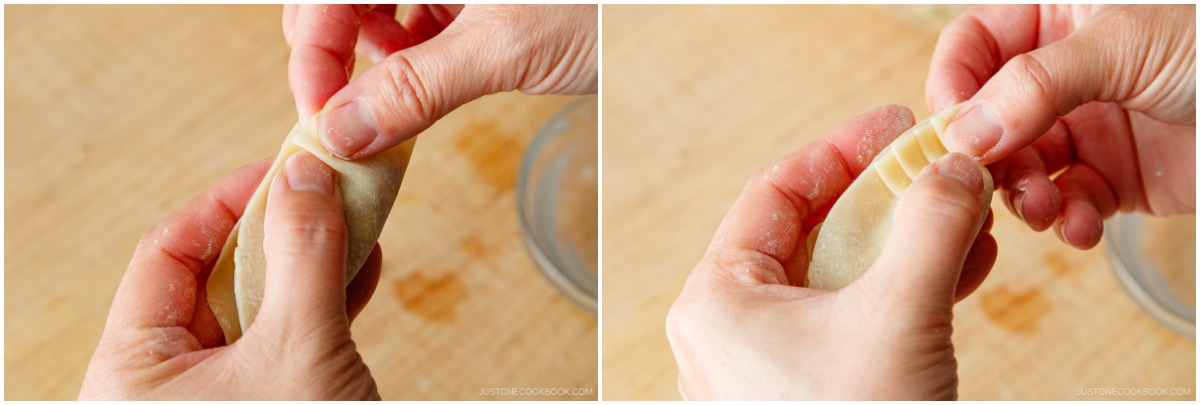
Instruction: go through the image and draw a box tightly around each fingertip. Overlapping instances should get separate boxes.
[346,244,383,322]
[931,152,990,210]
[1057,200,1104,249]
[287,4,363,120]
[319,100,383,160]
[824,104,915,170]
[881,104,917,125]
[956,231,998,302]
[861,153,991,301]
[282,4,298,46]
[1016,174,1060,232]
[283,151,337,195]
[357,9,417,64]
[942,102,1005,162]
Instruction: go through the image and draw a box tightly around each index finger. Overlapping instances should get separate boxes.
[701,106,915,287]
[108,158,272,333]
[288,4,372,120]
[924,5,1042,112]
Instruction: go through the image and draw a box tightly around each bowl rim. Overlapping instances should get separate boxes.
[515,96,598,315]
[1103,213,1195,339]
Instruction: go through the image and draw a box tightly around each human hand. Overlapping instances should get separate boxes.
[666,106,997,400]
[926,4,1196,249]
[283,4,598,159]
[80,153,384,400]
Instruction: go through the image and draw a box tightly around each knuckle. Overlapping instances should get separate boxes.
[664,298,693,349]
[271,210,348,252]
[664,277,724,352]
[1005,53,1059,108]
[378,54,436,123]
[136,223,162,250]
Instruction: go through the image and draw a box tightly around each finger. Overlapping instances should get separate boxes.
[190,265,226,348]
[925,5,1042,112]
[110,158,271,331]
[986,117,1076,231]
[257,151,350,335]
[288,4,371,120]
[996,148,1061,231]
[1052,162,1117,249]
[282,4,298,47]
[941,5,1194,163]
[318,4,599,160]
[856,153,991,306]
[315,16,501,160]
[956,230,998,302]
[401,4,464,43]
[1058,103,1146,211]
[701,106,915,287]
[357,7,418,64]
[346,244,382,322]
[373,4,397,18]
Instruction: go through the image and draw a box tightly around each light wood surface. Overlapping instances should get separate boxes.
[602,5,1195,400]
[5,5,596,400]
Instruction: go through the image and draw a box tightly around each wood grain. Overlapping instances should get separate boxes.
[601,4,1195,400]
[5,5,596,400]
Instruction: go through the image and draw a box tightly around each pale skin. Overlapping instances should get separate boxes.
[667,106,996,400]
[82,4,597,399]
[80,153,384,399]
[669,3,1195,400]
[82,3,1196,401]
[928,4,1196,249]
[283,4,598,160]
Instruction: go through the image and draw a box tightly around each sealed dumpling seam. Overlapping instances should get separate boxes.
[807,103,992,290]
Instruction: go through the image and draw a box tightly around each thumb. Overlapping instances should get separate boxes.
[316,20,505,160]
[256,151,350,336]
[942,5,1196,164]
[854,153,993,306]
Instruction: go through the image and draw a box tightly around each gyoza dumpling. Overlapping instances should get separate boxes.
[807,104,991,290]
[207,117,416,342]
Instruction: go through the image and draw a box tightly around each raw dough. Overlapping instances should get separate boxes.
[807,103,991,290]
[207,116,416,342]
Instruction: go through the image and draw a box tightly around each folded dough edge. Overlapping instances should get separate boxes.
[207,116,415,342]
[807,103,992,290]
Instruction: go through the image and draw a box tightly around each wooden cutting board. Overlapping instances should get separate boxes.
[601,5,1195,400]
[5,5,596,400]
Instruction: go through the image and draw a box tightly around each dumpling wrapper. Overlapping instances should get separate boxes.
[807,103,992,290]
[207,116,415,342]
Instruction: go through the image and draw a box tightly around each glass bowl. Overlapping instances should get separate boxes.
[517,96,598,314]
[1104,213,1196,339]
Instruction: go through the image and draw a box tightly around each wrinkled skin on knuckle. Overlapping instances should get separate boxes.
[1005,53,1068,114]
[376,53,439,125]
[271,210,347,255]
[1111,5,1196,123]
[481,5,596,95]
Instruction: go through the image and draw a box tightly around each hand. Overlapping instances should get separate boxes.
[80,153,384,400]
[925,4,1196,249]
[283,4,598,159]
[666,106,998,400]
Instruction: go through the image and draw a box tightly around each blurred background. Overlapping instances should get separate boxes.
[601,4,1195,400]
[5,5,596,400]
